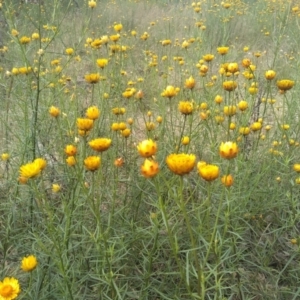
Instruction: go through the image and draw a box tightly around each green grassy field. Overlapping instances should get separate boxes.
[1,0,300,299]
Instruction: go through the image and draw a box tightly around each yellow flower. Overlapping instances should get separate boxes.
[217,46,229,55]
[49,106,60,117]
[66,156,76,166]
[110,34,120,43]
[182,40,190,49]
[181,136,190,145]
[243,71,253,80]
[219,142,238,159]
[161,85,180,98]
[96,58,108,69]
[223,81,237,92]
[238,100,248,111]
[18,66,32,75]
[76,118,94,132]
[230,122,236,130]
[146,122,155,131]
[121,128,131,138]
[89,138,112,152]
[203,54,214,62]
[156,116,163,123]
[265,70,276,80]
[227,63,239,74]
[223,105,236,116]
[222,2,231,8]
[184,76,196,89]
[166,153,196,176]
[161,39,172,46]
[215,115,224,124]
[85,73,100,84]
[199,64,208,75]
[84,156,101,171]
[1,153,10,161]
[276,79,294,91]
[197,161,219,182]
[140,32,149,41]
[112,107,126,115]
[65,48,74,55]
[31,32,39,40]
[0,277,20,300]
[251,122,262,131]
[281,124,290,130]
[11,68,19,75]
[21,255,38,272]
[34,158,47,170]
[141,159,159,178]
[214,95,223,104]
[20,160,43,179]
[293,164,300,172]
[65,145,77,156]
[88,0,96,8]
[249,86,258,95]
[239,127,250,135]
[86,106,100,120]
[111,123,120,131]
[221,174,234,187]
[178,101,194,115]
[291,238,298,244]
[52,184,61,193]
[19,36,31,44]
[242,58,251,68]
[122,88,136,98]
[113,23,123,32]
[11,29,19,37]
[137,139,157,158]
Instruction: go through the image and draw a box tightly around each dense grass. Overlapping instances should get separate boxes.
[1,0,300,299]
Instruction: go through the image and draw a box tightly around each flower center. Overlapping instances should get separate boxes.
[0,285,13,297]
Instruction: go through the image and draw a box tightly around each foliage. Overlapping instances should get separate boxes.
[1,0,300,299]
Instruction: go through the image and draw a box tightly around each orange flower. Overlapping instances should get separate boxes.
[114,157,124,167]
[276,79,294,91]
[84,156,101,171]
[77,118,94,132]
[65,145,77,156]
[221,174,234,187]
[141,159,159,178]
[197,161,219,182]
[166,153,196,176]
[89,138,112,152]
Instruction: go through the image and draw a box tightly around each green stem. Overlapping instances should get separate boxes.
[178,176,202,297]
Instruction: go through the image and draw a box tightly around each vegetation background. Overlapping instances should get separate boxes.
[0,0,300,299]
